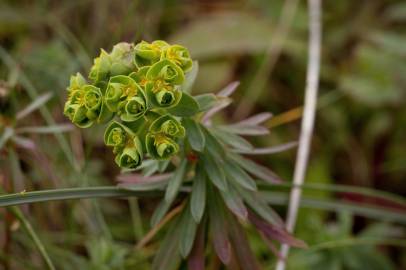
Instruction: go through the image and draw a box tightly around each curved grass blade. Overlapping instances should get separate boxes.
[16,124,74,134]
[16,92,53,120]
[10,207,56,270]
[261,191,406,224]
[0,187,159,207]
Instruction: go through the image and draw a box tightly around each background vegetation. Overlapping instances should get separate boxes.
[0,0,405,269]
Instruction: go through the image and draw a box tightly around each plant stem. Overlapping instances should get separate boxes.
[275,0,322,269]
[9,207,56,270]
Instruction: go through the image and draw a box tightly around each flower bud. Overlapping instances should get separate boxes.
[162,45,193,72]
[109,42,136,76]
[89,49,111,83]
[134,40,169,68]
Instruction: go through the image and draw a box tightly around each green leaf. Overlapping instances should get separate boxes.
[179,203,198,258]
[230,153,281,183]
[0,127,14,149]
[237,187,284,227]
[183,118,205,152]
[211,128,253,151]
[200,152,227,192]
[194,94,217,112]
[150,199,172,227]
[181,61,199,93]
[227,214,260,270]
[220,184,248,221]
[16,92,53,120]
[0,187,159,207]
[201,125,225,160]
[261,191,406,224]
[165,160,188,202]
[10,207,56,270]
[167,92,200,117]
[208,187,231,264]
[190,166,206,223]
[16,124,74,134]
[223,160,257,191]
[152,219,181,270]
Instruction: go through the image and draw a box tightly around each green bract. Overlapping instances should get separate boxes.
[104,121,143,169]
[64,73,111,128]
[145,115,185,160]
[89,42,136,83]
[145,60,184,108]
[64,40,198,168]
[105,75,147,122]
[162,45,193,72]
[89,49,111,83]
[134,40,169,68]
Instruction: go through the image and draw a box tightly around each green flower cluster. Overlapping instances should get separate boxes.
[64,40,193,169]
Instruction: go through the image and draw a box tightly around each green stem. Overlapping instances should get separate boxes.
[9,207,56,270]
[0,187,160,207]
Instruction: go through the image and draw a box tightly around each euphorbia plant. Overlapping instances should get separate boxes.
[64,40,305,269]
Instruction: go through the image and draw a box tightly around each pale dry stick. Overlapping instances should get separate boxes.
[233,0,300,119]
[275,0,322,269]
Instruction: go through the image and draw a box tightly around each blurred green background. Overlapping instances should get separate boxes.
[0,0,405,269]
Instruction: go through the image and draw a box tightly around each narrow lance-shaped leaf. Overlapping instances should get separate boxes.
[167,92,200,117]
[181,61,199,93]
[190,165,207,223]
[211,128,253,151]
[248,210,307,248]
[165,160,188,202]
[223,160,257,191]
[237,186,284,227]
[200,152,227,192]
[179,202,198,258]
[229,153,282,183]
[220,184,248,221]
[194,93,218,112]
[188,221,206,270]
[152,219,182,270]
[208,187,231,264]
[227,213,261,270]
[183,118,205,152]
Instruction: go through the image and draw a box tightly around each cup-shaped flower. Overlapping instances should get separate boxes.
[89,49,112,83]
[146,133,179,160]
[129,66,149,89]
[109,42,136,76]
[145,60,184,108]
[116,146,143,169]
[64,76,108,128]
[105,75,147,121]
[121,96,146,122]
[162,45,193,72]
[134,40,169,68]
[149,115,185,138]
[104,121,143,169]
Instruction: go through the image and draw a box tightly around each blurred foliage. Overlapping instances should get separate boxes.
[0,0,405,269]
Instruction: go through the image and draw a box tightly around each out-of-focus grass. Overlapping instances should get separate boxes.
[0,0,405,269]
